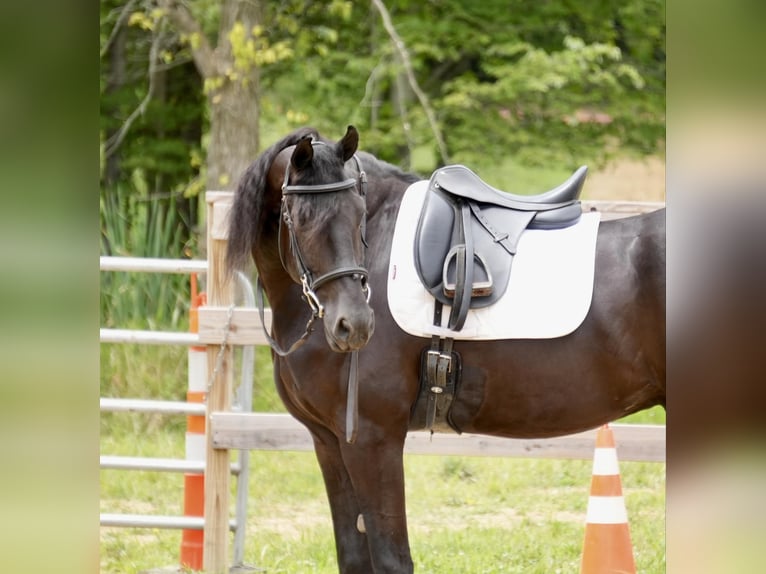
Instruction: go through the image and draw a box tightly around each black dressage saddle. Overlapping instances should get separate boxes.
[413,164,587,331]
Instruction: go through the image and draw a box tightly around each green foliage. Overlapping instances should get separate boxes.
[100,185,192,330]
[252,0,664,170]
[101,3,204,189]
[100,0,664,280]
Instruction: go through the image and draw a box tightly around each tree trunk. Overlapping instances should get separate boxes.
[206,77,260,191]
[205,0,261,192]
[161,0,262,192]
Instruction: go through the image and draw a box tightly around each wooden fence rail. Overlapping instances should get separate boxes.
[211,412,665,463]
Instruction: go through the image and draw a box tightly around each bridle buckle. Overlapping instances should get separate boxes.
[301,274,325,318]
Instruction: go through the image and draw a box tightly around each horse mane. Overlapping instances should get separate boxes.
[225,127,320,274]
[357,151,421,184]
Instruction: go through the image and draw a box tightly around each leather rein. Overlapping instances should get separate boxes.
[255,140,370,442]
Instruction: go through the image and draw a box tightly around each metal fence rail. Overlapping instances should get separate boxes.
[99,256,207,274]
[100,328,199,346]
[100,397,206,415]
[100,514,236,531]
[99,257,255,567]
[100,455,241,474]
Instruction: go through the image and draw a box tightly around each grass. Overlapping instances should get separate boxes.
[100,186,192,331]
[100,429,664,573]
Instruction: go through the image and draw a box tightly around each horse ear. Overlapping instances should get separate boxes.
[291,136,314,171]
[337,125,359,162]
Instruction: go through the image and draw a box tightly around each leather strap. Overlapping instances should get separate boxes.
[424,341,456,433]
[255,277,316,357]
[346,350,359,444]
[424,346,439,431]
[425,302,457,432]
[425,303,443,399]
[447,200,474,331]
[311,266,368,291]
[467,201,535,257]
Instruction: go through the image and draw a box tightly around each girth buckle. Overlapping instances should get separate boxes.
[426,349,453,375]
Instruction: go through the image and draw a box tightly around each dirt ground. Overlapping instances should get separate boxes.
[583,155,665,203]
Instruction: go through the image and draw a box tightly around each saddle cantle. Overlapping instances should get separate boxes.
[413,164,587,331]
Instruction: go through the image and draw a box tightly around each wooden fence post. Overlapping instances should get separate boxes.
[203,192,234,573]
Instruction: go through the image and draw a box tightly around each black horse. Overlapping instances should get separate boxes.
[226,126,665,573]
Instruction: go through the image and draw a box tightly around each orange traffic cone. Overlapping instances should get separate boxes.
[580,424,636,574]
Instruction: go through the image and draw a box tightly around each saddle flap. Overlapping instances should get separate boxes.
[414,184,535,310]
[413,185,455,290]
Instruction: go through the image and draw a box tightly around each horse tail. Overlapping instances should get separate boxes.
[225,127,319,277]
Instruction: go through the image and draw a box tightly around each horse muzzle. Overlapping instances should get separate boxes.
[325,305,375,352]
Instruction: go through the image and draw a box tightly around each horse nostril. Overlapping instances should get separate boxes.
[336,317,352,341]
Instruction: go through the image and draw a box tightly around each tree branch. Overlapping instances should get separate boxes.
[101,0,140,59]
[359,60,383,125]
[104,23,165,159]
[158,0,217,78]
[370,0,449,164]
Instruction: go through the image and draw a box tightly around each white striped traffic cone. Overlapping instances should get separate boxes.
[580,424,636,574]
[180,274,207,571]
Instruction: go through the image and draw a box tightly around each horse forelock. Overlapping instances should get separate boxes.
[276,146,356,253]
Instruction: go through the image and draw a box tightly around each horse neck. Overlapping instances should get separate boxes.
[361,173,414,269]
[254,244,301,327]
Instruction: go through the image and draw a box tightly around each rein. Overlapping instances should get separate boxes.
[257,141,370,443]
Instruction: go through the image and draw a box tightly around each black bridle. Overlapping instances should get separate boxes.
[279,149,370,320]
[255,140,371,358]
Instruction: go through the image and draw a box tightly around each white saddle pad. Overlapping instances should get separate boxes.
[387,180,601,340]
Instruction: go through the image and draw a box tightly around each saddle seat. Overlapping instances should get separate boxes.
[414,164,588,331]
[432,164,587,226]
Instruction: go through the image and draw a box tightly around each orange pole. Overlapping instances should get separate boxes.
[180,273,207,571]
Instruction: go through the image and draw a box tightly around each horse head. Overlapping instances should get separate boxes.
[274,125,375,352]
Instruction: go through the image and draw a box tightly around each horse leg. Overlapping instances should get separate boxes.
[339,437,413,574]
[309,425,375,573]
